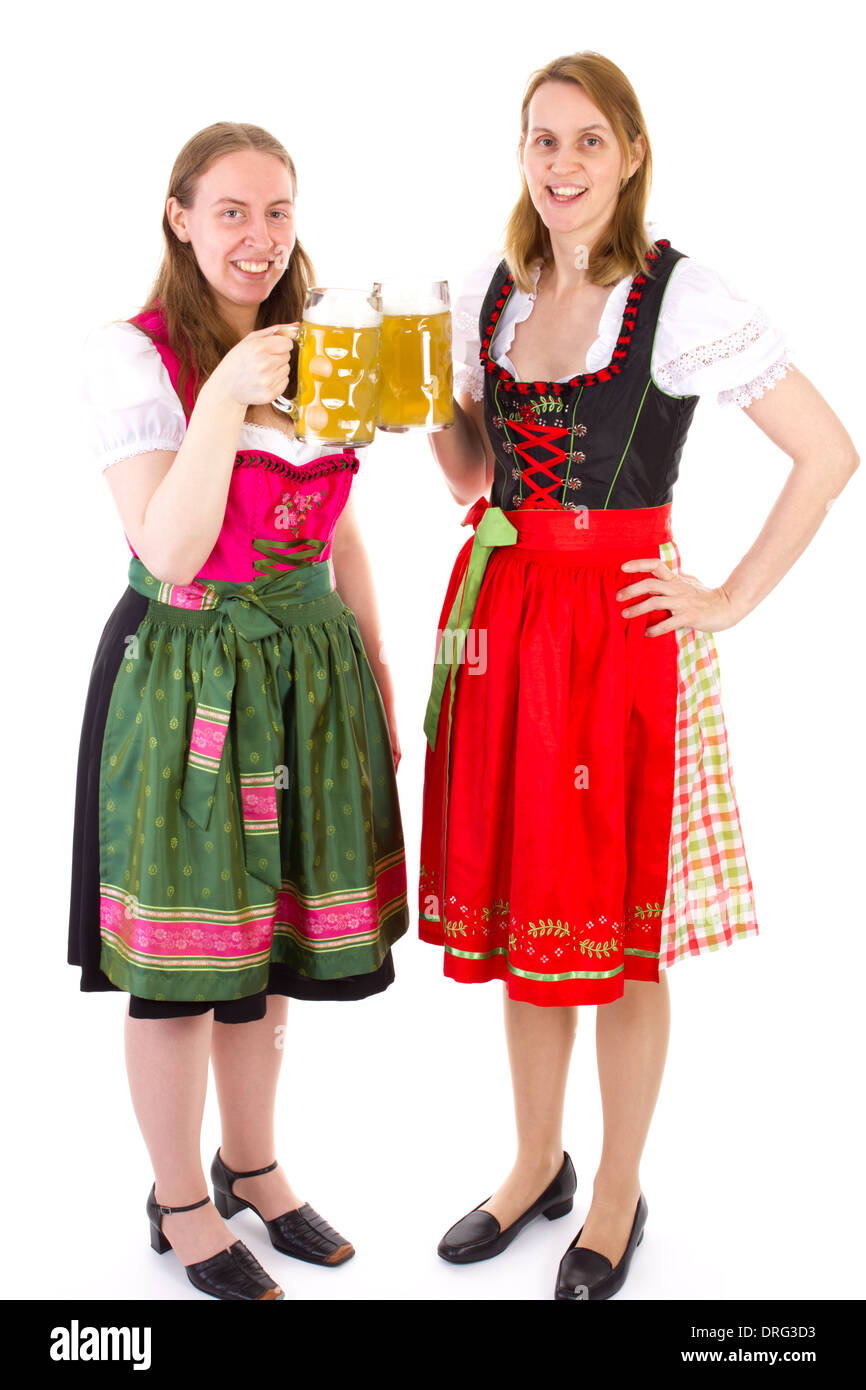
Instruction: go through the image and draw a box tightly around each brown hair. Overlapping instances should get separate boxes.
[504,53,656,294]
[139,121,314,412]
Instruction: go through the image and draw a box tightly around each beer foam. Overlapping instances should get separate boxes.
[304,290,382,329]
[376,288,448,317]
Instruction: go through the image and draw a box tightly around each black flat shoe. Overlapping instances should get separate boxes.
[146,1185,284,1300]
[438,1152,577,1264]
[210,1149,354,1266]
[555,1192,648,1301]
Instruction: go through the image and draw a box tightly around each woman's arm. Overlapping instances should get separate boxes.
[717,366,859,618]
[427,390,495,506]
[104,325,297,585]
[330,492,401,767]
[617,366,860,634]
[105,384,246,584]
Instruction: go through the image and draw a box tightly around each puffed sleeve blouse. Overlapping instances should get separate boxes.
[452,223,793,410]
[80,319,346,470]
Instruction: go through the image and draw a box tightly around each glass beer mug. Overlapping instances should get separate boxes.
[372,280,454,432]
[274,287,382,447]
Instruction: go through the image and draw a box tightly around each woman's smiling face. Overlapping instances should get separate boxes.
[166,149,296,326]
[520,80,641,242]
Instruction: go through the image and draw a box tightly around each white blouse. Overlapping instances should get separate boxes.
[80,320,342,471]
[453,225,793,410]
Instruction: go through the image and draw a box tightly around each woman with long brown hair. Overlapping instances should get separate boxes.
[68,122,408,1300]
[419,52,858,1299]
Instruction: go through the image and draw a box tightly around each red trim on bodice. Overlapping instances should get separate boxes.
[479,239,671,393]
[232,449,360,482]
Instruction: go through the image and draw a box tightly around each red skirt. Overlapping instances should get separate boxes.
[418,501,757,1006]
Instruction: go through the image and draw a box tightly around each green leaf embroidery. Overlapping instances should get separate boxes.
[527,918,572,939]
[576,937,619,959]
[630,901,662,923]
[481,898,510,922]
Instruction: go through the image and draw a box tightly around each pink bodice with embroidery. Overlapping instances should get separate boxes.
[126,307,358,582]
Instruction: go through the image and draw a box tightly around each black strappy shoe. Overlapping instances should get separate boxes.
[210,1149,355,1267]
[146,1184,284,1300]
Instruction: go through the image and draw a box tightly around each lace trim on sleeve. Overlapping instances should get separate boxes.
[717,350,793,408]
[453,305,482,342]
[654,308,774,392]
[454,362,485,403]
[102,437,183,469]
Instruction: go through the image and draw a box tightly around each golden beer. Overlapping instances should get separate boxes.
[374,282,454,432]
[290,290,382,448]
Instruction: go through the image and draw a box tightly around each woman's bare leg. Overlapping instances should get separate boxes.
[210,995,301,1220]
[575,971,671,1263]
[125,1007,235,1264]
[480,990,577,1228]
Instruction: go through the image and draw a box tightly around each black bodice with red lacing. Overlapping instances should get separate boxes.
[478,239,699,511]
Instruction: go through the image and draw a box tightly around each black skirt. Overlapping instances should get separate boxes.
[67,587,395,1023]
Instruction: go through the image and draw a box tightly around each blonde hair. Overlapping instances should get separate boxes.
[139,121,314,410]
[504,52,657,294]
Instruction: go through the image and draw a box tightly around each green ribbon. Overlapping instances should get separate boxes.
[423,504,518,750]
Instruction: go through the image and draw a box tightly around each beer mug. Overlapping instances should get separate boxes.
[274,287,382,447]
[372,280,454,432]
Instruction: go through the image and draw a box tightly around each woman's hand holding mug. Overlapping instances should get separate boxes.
[212,323,300,406]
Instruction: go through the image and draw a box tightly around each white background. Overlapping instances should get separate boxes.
[2,0,864,1303]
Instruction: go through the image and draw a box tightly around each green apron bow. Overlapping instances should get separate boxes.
[423,500,518,750]
[127,539,327,892]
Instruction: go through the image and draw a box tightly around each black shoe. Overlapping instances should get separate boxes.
[210,1148,354,1267]
[555,1192,648,1300]
[438,1152,577,1264]
[146,1184,284,1300]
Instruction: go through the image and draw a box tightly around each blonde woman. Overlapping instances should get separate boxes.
[419,52,857,1299]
